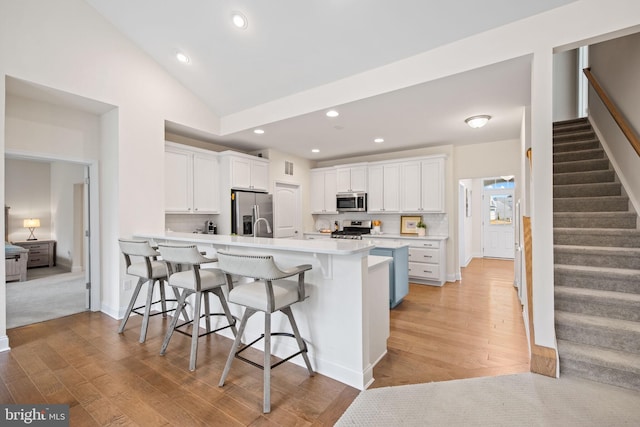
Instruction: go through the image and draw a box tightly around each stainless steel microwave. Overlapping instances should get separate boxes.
[336,192,367,212]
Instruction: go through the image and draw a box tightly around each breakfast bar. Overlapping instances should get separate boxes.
[134,231,391,390]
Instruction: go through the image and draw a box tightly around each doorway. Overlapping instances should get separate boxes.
[4,157,93,328]
[273,182,301,238]
[482,177,515,259]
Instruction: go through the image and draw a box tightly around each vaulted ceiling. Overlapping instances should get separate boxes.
[84,0,577,160]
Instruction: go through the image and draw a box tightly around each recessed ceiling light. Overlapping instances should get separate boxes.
[176,52,190,64]
[374,138,384,143]
[326,110,339,118]
[253,129,265,134]
[231,12,248,29]
[311,149,320,153]
[465,115,491,128]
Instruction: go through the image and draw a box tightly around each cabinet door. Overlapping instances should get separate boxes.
[193,154,219,213]
[165,149,192,212]
[367,165,384,212]
[400,161,422,212]
[324,170,337,212]
[250,160,269,191]
[230,157,252,189]
[310,171,325,213]
[350,166,367,192]
[382,164,400,212]
[421,158,444,212]
[336,168,352,193]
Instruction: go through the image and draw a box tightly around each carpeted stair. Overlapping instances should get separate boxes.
[553,117,640,391]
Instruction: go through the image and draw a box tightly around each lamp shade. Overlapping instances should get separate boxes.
[23,218,40,228]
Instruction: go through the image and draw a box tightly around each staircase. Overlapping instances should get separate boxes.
[552,118,640,391]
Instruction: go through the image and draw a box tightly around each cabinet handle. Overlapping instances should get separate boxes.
[423,255,432,258]
[194,208,198,211]
[423,270,432,273]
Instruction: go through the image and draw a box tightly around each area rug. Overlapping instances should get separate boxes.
[6,271,86,329]
[336,373,640,426]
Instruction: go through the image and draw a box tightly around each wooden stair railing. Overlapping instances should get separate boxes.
[583,67,640,157]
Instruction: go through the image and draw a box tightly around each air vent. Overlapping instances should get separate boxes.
[285,161,294,176]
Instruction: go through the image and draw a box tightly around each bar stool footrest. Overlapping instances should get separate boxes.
[173,313,237,339]
[235,333,308,370]
[131,298,180,317]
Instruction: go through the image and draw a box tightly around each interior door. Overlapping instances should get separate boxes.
[483,188,515,259]
[274,182,301,238]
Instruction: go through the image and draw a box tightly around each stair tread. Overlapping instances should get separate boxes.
[554,211,636,217]
[554,228,640,235]
[557,339,640,372]
[554,245,640,255]
[556,311,640,333]
[555,263,640,277]
[556,286,640,303]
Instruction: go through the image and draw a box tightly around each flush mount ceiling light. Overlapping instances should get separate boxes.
[253,129,265,134]
[465,115,491,128]
[311,149,320,153]
[326,110,339,118]
[374,138,384,143]
[231,11,248,29]
[175,52,190,64]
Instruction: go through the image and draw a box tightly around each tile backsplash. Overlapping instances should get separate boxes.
[165,214,219,234]
[312,213,448,236]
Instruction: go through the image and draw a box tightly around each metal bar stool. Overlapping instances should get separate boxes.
[157,244,237,371]
[216,250,314,413]
[118,239,186,343]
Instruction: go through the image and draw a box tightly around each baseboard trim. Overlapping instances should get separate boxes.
[0,335,11,353]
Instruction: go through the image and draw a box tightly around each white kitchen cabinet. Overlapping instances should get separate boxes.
[367,162,400,213]
[222,152,269,192]
[405,239,447,286]
[311,168,338,214]
[165,143,220,214]
[400,156,445,213]
[336,164,367,193]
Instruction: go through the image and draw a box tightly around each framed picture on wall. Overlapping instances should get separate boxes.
[400,215,421,235]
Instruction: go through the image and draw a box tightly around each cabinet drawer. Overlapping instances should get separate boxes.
[411,240,440,249]
[23,243,49,251]
[408,262,440,280]
[28,248,49,256]
[408,247,440,263]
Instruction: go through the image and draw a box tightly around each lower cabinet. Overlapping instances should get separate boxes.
[406,239,447,286]
[14,240,56,268]
[370,246,409,308]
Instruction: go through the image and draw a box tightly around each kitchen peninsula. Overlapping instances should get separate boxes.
[134,231,390,390]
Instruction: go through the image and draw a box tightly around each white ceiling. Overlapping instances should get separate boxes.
[79,1,576,160]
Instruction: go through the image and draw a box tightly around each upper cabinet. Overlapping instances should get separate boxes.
[311,168,338,214]
[220,152,269,192]
[165,143,220,214]
[400,156,445,213]
[367,162,400,213]
[336,164,367,193]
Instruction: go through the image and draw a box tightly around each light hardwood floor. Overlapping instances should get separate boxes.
[0,258,528,425]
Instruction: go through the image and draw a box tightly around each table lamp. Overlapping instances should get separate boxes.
[23,218,40,240]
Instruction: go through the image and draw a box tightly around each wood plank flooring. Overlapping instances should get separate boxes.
[1,258,528,425]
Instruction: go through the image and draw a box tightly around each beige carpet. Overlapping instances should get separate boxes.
[6,270,86,329]
[336,373,640,426]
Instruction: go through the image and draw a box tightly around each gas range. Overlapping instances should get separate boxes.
[331,220,372,240]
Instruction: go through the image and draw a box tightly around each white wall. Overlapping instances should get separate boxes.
[50,161,85,270]
[553,49,579,122]
[1,0,223,339]
[589,32,640,214]
[5,159,51,242]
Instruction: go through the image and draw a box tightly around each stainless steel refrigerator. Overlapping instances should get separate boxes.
[231,190,274,237]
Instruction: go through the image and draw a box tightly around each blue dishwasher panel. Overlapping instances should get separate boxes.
[371,246,409,308]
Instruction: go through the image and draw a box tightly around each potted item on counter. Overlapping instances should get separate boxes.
[417,220,427,236]
[372,220,382,235]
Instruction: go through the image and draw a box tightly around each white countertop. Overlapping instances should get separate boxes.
[136,231,375,255]
[304,231,448,241]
